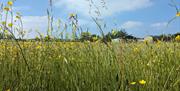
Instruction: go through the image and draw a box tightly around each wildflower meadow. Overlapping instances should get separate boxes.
[0,0,180,91]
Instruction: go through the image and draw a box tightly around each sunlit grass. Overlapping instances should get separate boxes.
[0,0,180,91]
[0,41,179,91]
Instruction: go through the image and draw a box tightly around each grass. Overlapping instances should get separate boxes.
[0,41,180,91]
[0,1,180,91]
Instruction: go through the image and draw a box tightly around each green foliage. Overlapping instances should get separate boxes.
[103,29,137,42]
[80,31,92,41]
[80,31,100,42]
[152,32,180,41]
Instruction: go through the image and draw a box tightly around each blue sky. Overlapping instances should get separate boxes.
[2,0,180,38]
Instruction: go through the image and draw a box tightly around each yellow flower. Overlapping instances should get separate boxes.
[175,35,180,41]
[4,7,10,11]
[139,80,146,85]
[36,45,41,49]
[8,23,13,27]
[176,12,180,17]
[69,13,76,19]
[130,82,136,85]
[69,13,75,17]
[133,47,140,53]
[7,1,13,6]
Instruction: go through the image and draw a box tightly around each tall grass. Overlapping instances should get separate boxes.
[0,41,180,91]
[0,0,180,91]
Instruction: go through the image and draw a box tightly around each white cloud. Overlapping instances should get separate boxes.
[21,15,91,31]
[20,16,91,38]
[121,21,143,29]
[151,22,168,28]
[54,0,153,17]
[1,15,48,38]
[20,16,48,38]
[22,16,48,30]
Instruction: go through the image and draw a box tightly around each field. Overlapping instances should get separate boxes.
[0,0,180,91]
[0,41,180,91]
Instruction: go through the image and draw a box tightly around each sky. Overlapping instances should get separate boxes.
[1,0,180,38]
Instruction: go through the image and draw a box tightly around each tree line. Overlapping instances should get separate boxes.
[0,30,179,42]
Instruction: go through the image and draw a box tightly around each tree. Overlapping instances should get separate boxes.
[80,31,92,41]
[116,29,128,39]
[104,32,112,42]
